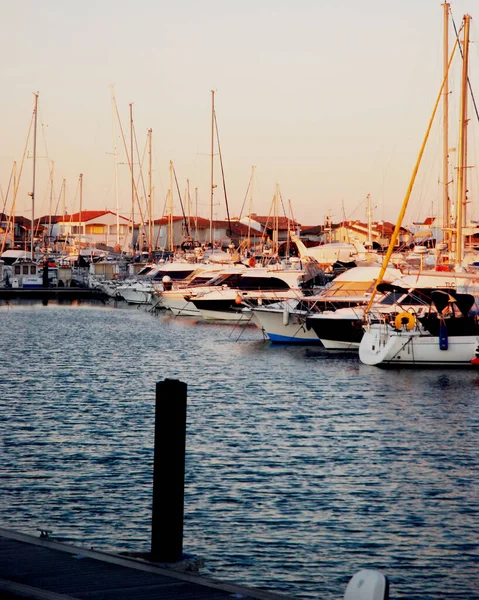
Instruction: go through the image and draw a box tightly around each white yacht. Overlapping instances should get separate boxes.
[158,265,248,316]
[190,260,323,322]
[253,265,400,347]
[117,262,199,305]
[359,275,479,366]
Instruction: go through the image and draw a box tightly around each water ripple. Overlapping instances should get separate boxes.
[1,303,478,599]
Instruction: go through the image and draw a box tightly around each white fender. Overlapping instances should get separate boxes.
[344,569,389,600]
[282,303,290,326]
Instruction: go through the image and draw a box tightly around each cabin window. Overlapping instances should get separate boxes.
[14,265,21,275]
[238,277,290,291]
[22,265,29,275]
[30,266,37,275]
[378,292,403,305]
[155,270,194,281]
[217,274,244,287]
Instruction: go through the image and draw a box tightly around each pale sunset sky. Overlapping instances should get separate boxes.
[1,0,478,228]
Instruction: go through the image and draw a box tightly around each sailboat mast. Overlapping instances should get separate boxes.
[210,90,215,245]
[78,173,83,251]
[442,2,450,245]
[366,193,372,246]
[62,179,66,220]
[195,187,198,240]
[148,128,153,254]
[13,162,16,251]
[168,160,173,252]
[274,184,279,254]
[110,85,120,247]
[129,103,134,253]
[455,14,471,266]
[48,161,54,249]
[30,92,39,259]
[248,165,255,245]
[186,179,191,237]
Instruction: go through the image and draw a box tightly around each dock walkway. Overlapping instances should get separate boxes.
[0,527,297,600]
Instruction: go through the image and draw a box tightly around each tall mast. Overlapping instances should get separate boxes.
[286,199,292,257]
[48,161,54,249]
[455,14,470,266]
[13,162,16,250]
[168,160,173,252]
[210,90,215,245]
[186,179,191,237]
[442,3,450,245]
[79,173,83,251]
[129,103,134,253]
[273,184,279,254]
[194,187,198,240]
[110,85,120,247]
[62,179,66,220]
[30,92,39,259]
[366,193,372,246]
[247,165,255,246]
[148,128,153,254]
[61,178,66,245]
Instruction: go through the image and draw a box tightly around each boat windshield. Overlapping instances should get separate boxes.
[238,276,292,291]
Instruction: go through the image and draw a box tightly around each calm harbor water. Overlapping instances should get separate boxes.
[1,301,478,599]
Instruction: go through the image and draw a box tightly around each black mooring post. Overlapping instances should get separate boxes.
[151,378,187,562]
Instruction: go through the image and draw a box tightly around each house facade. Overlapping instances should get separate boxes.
[49,211,132,251]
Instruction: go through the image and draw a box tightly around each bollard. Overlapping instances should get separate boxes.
[42,260,49,288]
[151,378,187,562]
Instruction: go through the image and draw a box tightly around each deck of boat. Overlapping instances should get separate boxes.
[0,527,296,600]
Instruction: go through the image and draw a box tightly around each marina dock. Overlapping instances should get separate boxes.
[0,527,297,600]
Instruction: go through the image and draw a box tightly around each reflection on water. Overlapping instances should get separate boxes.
[1,303,478,599]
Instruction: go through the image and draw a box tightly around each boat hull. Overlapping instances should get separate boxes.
[306,313,364,350]
[251,307,321,344]
[118,286,153,305]
[198,308,252,322]
[359,325,479,366]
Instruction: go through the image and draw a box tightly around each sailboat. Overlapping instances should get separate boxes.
[359,12,479,367]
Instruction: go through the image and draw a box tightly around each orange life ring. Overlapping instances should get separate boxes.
[394,312,416,330]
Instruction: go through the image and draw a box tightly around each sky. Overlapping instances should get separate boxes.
[1,0,478,229]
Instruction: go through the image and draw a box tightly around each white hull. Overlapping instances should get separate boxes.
[251,307,321,343]
[359,324,479,366]
[160,290,209,316]
[198,308,253,322]
[320,339,360,350]
[118,286,153,305]
[167,299,200,316]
